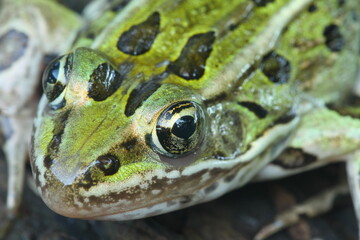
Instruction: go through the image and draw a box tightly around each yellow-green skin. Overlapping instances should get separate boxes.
[31,0,360,220]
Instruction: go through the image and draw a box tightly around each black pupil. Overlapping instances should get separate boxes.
[172,115,196,139]
[47,61,60,84]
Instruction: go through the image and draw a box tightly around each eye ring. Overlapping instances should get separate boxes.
[152,101,206,157]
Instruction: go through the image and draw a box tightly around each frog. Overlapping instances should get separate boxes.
[2,0,360,238]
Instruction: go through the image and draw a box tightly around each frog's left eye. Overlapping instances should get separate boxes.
[42,53,73,106]
[152,101,206,157]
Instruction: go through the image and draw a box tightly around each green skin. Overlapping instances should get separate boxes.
[29,0,360,221]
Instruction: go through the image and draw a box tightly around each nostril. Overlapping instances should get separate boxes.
[95,155,120,176]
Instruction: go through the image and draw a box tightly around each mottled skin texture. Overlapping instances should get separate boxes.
[30,0,360,222]
[0,0,82,219]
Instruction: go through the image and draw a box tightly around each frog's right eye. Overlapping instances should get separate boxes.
[42,53,73,104]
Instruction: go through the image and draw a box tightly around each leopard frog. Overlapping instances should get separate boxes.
[30,0,360,224]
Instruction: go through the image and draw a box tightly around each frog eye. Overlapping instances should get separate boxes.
[152,101,206,157]
[42,53,73,105]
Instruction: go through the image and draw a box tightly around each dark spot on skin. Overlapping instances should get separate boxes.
[224,173,236,183]
[117,12,160,55]
[338,0,346,7]
[203,92,228,106]
[212,151,227,159]
[121,138,137,151]
[77,155,120,191]
[86,32,96,39]
[252,0,275,7]
[204,183,218,194]
[43,155,53,169]
[260,51,291,84]
[327,95,360,118]
[179,195,192,204]
[307,4,317,12]
[167,31,216,80]
[46,110,70,159]
[88,62,124,101]
[78,169,98,191]
[273,147,317,169]
[238,101,268,119]
[111,0,131,11]
[273,113,296,125]
[124,81,161,117]
[95,155,120,176]
[48,131,64,152]
[323,24,344,52]
[0,29,28,71]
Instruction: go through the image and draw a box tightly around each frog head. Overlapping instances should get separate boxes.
[32,47,226,219]
[31,45,296,219]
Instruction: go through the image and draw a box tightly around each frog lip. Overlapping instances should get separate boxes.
[38,160,230,220]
